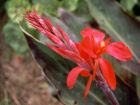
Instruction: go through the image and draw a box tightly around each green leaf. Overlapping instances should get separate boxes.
[121,0,138,11]
[85,0,140,62]
[136,77,140,101]
[61,0,79,12]
[6,0,31,23]
[33,0,79,16]
[74,0,92,21]
[44,12,82,42]
[20,26,109,105]
[33,0,61,16]
[121,61,140,76]
[85,1,139,104]
[3,21,28,55]
[58,9,89,40]
[21,8,140,104]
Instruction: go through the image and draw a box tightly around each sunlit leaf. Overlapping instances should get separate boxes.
[33,0,79,16]
[61,0,79,12]
[121,0,138,12]
[6,0,31,23]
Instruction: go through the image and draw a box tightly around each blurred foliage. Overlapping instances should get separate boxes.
[4,0,81,55]
[33,0,79,16]
[6,0,31,23]
[85,0,140,62]
[3,21,28,55]
[118,0,140,20]
[74,0,92,21]
[136,77,140,98]
[0,96,14,105]
[120,0,138,12]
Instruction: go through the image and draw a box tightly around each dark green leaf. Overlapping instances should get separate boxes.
[44,12,82,41]
[85,0,140,62]
[136,77,140,102]
[20,25,109,105]
[58,8,88,39]
[74,0,92,21]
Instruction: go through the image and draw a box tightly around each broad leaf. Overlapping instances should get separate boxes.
[6,0,31,23]
[20,25,109,105]
[136,77,140,103]
[74,0,92,21]
[121,0,138,12]
[3,22,28,55]
[58,8,88,38]
[21,9,139,104]
[44,12,81,42]
[85,0,140,62]
[33,0,79,16]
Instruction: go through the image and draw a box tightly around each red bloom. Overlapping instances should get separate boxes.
[74,28,132,91]
[25,11,132,97]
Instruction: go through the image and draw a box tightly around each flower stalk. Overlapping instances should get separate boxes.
[96,70,120,105]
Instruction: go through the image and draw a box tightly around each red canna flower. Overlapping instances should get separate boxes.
[67,28,132,96]
[25,11,132,97]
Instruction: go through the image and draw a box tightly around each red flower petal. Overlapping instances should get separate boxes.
[57,25,70,45]
[106,42,132,61]
[46,44,83,63]
[80,70,90,77]
[99,58,116,90]
[51,26,63,40]
[84,75,93,97]
[80,28,105,43]
[57,25,79,53]
[67,66,84,89]
[76,36,99,60]
[79,36,97,58]
[104,37,111,47]
[75,42,92,67]
[91,60,98,79]
[44,31,65,47]
[44,19,53,31]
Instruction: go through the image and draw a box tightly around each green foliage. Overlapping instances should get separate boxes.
[3,21,28,55]
[0,98,14,105]
[85,0,140,62]
[121,0,138,12]
[136,77,140,98]
[61,0,79,11]
[6,0,31,23]
[58,9,89,37]
[74,0,92,21]
[33,0,79,16]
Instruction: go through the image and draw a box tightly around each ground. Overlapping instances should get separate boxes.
[1,54,62,105]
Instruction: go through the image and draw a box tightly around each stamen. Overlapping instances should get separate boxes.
[100,41,105,47]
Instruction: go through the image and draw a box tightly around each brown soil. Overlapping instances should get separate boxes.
[1,54,62,105]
